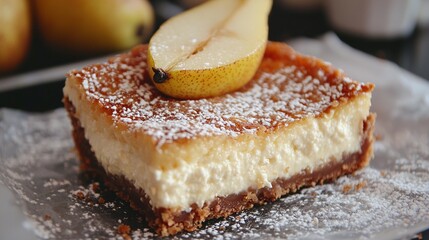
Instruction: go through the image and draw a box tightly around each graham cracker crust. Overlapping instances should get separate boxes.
[64,98,375,236]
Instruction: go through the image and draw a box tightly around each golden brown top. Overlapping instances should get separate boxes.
[67,42,374,145]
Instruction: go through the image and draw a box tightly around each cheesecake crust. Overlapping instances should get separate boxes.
[65,98,375,236]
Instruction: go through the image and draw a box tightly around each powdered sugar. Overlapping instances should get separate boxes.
[0,108,428,239]
[67,45,368,145]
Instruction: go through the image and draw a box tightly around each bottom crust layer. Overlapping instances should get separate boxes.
[65,98,375,236]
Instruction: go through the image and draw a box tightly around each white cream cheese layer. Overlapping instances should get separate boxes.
[65,80,371,210]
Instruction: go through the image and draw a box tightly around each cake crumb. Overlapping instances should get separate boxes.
[118,224,132,240]
[98,197,105,204]
[355,181,367,191]
[74,190,85,200]
[91,183,100,193]
[43,214,51,221]
[342,184,352,193]
[118,224,131,235]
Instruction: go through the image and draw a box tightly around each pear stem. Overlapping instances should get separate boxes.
[152,67,169,83]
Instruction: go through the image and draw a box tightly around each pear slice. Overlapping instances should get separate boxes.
[148,0,272,99]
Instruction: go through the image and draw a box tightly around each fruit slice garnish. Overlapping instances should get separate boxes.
[148,0,272,99]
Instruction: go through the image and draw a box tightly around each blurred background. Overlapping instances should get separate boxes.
[0,0,428,112]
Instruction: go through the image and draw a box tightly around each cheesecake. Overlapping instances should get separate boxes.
[63,42,375,236]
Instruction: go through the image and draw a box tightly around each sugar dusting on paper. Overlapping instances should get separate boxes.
[3,34,428,239]
[0,105,428,240]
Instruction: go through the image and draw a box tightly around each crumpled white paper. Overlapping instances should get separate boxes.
[1,33,428,239]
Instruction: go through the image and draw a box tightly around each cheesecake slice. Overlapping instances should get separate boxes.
[63,42,375,236]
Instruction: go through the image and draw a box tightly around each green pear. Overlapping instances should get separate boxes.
[34,0,154,56]
[0,0,31,73]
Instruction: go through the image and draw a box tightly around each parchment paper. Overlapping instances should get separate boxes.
[1,33,428,239]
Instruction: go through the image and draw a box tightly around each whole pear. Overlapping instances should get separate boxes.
[34,0,154,56]
[0,0,31,73]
